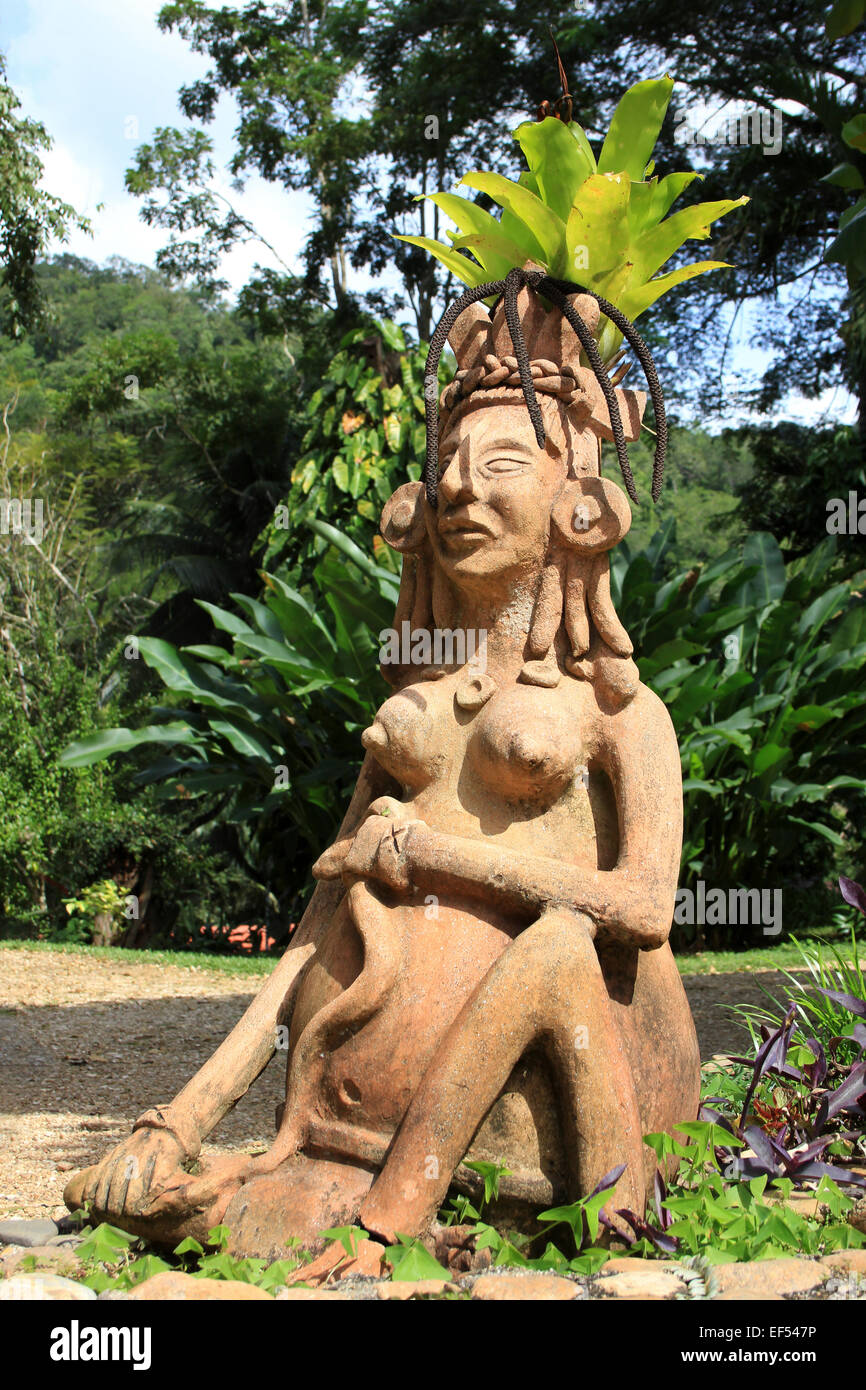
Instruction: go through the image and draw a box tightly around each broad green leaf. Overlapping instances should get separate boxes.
[385,1236,450,1282]
[459,170,567,272]
[309,518,399,594]
[597,76,675,182]
[750,743,791,776]
[619,261,731,320]
[450,230,539,280]
[195,599,253,638]
[565,120,598,175]
[59,723,197,767]
[392,233,488,288]
[565,171,631,281]
[208,718,275,762]
[842,113,866,151]
[826,0,866,36]
[738,532,787,606]
[628,171,702,236]
[821,162,865,190]
[136,638,244,709]
[825,202,866,273]
[514,116,595,222]
[378,319,405,351]
[788,816,845,846]
[181,645,235,664]
[631,198,749,283]
[797,583,850,642]
[233,632,320,677]
[422,192,530,279]
[262,574,337,654]
[230,593,285,643]
[782,704,841,731]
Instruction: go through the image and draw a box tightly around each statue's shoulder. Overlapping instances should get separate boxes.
[592,676,677,744]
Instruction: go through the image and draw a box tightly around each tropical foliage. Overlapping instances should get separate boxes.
[614,528,866,937]
[61,524,398,929]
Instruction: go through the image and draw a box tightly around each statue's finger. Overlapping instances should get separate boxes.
[104,1155,134,1217]
[94,1158,118,1216]
[62,1166,92,1211]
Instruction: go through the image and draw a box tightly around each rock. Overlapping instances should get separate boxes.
[0,1219,59,1248]
[848,1198,866,1235]
[0,1244,82,1278]
[471,1273,579,1301]
[45,1234,84,1248]
[596,1256,666,1276]
[432,1223,492,1276]
[0,1273,96,1301]
[126,1272,272,1301]
[713,1259,827,1298]
[377,1279,457,1300]
[274,1286,352,1301]
[595,1269,684,1300]
[715,1292,784,1301]
[821,1250,866,1275]
[285,1236,385,1287]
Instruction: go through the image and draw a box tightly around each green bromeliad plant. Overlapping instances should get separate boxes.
[397,76,748,363]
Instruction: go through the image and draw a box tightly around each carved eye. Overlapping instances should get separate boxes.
[483,456,529,475]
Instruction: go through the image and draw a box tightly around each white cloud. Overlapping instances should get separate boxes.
[2,0,315,291]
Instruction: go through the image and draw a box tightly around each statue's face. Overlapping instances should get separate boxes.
[431,400,566,587]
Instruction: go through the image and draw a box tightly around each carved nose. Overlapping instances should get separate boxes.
[438,455,475,505]
[362,723,388,752]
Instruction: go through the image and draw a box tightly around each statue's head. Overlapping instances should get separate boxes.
[381,274,659,707]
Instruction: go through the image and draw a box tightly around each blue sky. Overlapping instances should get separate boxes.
[2,0,314,288]
[1,0,856,427]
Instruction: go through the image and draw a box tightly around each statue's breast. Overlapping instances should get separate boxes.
[363,672,598,844]
[467,685,585,808]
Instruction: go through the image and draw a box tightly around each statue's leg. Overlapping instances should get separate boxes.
[359,906,646,1242]
[250,879,402,1173]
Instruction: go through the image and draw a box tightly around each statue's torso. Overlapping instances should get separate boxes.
[286,670,617,1203]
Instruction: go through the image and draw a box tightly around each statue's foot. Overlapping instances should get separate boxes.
[67,1127,380,1258]
[65,1151,251,1248]
[220,1151,377,1260]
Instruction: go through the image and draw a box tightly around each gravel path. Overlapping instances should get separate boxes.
[0,947,790,1221]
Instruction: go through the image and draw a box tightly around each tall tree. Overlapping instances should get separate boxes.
[0,53,91,336]
[126,1,372,312]
[125,0,865,431]
[555,0,866,436]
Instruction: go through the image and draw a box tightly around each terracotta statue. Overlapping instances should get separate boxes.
[66,270,700,1257]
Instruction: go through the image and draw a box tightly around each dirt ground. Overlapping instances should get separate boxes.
[0,948,789,1221]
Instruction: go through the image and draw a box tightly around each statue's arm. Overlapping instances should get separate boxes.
[138,753,398,1155]
[384,689,682,951]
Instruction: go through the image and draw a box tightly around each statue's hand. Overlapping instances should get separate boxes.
[313,798,415,880]
[342,798,426,893]
[312,838,352,880]
[64,1125,187,1221]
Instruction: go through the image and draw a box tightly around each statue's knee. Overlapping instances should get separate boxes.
[520,907,598,975]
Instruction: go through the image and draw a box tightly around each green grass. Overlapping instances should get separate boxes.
[2,934,861,978]
[676,940,856,976]
[0,938,274,976]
